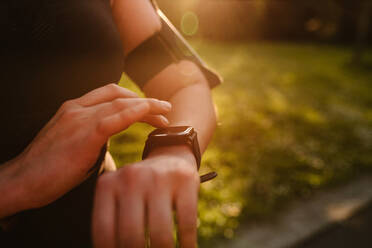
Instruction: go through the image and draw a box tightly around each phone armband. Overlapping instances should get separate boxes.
[124,1,222,89]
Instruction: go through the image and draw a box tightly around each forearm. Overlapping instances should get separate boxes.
[144,66,217,153]
[0,157,27,218]
[167,85,216,152]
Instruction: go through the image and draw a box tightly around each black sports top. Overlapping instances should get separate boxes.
[0,1,124,245]
[0,0,124,164]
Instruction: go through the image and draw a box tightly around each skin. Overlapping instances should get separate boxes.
[0,0,217,247]
[0,84,172,218]
[92,1,217,248]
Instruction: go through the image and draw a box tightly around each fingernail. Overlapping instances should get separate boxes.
[160,116,170,126]
[161,101,172,110]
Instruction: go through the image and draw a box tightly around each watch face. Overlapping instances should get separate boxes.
[151,126,193,137]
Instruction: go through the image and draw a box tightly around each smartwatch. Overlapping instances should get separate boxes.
[142,126,201,170]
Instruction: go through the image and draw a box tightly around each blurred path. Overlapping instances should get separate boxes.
[218,175,372,248]
[293,202,372,248]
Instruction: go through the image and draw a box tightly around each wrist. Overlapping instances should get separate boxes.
[146,145,198,170]
[0,156,28,218]
[142,126,201,170]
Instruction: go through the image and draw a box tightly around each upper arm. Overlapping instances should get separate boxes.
[111,0,212,100]
[142,60,210,100]
[110,0,161,55]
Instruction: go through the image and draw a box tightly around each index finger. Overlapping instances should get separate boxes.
[77,83,139,107]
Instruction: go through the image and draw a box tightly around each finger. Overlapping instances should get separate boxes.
[96,102,149,137]
[175,183,199,248]
[117,189,146,248]
[141,115,170,128]
[96,101,171,137]
[77,83,139,107]
[94,98,172,117]
[148,193,174,248]
[92,176,117,248]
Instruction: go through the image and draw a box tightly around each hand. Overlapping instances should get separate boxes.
[92,145,200,248]
[11,84,172,211]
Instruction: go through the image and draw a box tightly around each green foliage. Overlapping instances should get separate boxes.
[109,41,372,247]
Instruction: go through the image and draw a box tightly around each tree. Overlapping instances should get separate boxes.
[352,0,372,65]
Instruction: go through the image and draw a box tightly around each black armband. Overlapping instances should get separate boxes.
[124,1,222,89]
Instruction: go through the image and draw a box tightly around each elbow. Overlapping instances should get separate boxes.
[143,60,211,101]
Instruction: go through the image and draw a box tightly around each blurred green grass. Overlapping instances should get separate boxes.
[109,41,372,246]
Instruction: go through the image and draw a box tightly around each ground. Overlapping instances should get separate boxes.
[294,201,372,248]
[109,41,372,247]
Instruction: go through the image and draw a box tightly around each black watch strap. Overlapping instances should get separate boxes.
[142,127,201,170]
[142,127,217,183]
